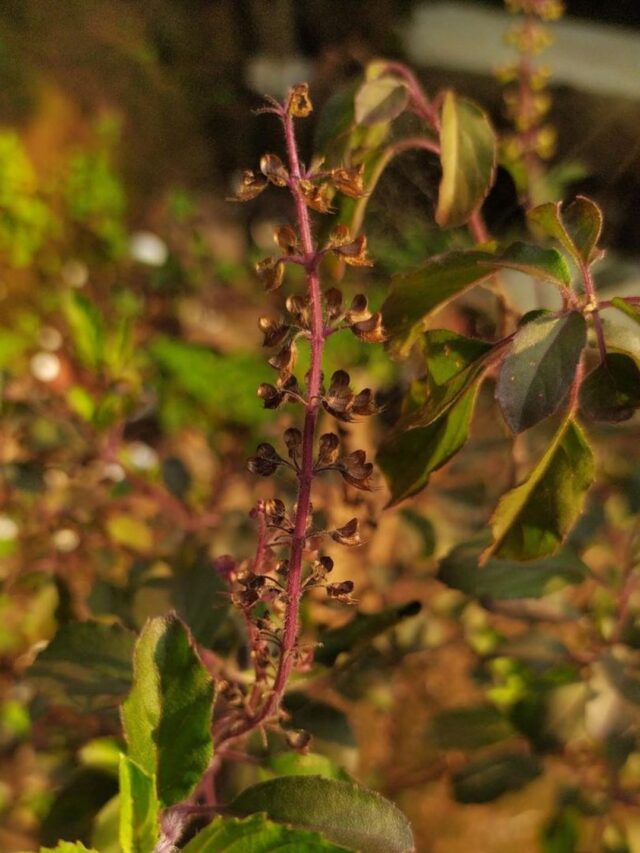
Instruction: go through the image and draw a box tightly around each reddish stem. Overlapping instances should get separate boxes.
[580,260,607,364]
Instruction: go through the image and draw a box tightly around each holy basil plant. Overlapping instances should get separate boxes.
[21,41,640,853]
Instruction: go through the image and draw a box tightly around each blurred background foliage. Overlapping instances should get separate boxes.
[1,1,640,851]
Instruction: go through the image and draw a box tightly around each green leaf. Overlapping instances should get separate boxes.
[381,250,497,356]
[488,242,572,289]
[118,755,159,853]
[183,813,353,852]
[39,844,99,853]
[542,807,580,853]
[528,196,603,266]
[121,614,214,807]
[230,776,414,853]
[315,601,421,667]
[426,329,494,385]
[354,76,409,127]
[91,796,120,853]
[64,292,105,369]
[40,769,117,848]
[496,311,586,433]
[436,91,496,228]
[602,318,640,364]
[283,692,355,747]
[398,329,495,430]
[611,296,640,326]
[579,353,640,422]
[28,621,135,711]
[377,384,479,505]
[452,753,541,803]
[439,539,589,599]
[429,706,514,750]
[484,418,595,561]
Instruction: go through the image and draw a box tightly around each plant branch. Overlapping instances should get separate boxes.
[215,99,325,747]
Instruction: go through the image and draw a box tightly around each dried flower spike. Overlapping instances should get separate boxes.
[228,169,268,202]
[256,256,285,292]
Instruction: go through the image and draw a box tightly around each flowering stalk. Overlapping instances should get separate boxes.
[236,99,326,734]
[213,84,381,753]
[498,0,565,204]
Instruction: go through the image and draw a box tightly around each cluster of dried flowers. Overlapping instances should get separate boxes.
[215,83,385,743]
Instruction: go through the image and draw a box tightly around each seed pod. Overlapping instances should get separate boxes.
[317,432,340,466]
[326,580,355,601]
[332,517,361,546]
[323,370,354,421]
[299,180,334,214]
[274,224,299,254]
[268,342,297,377]
[331,164,366,198]
[325,288,344,322]
[352,388,378,417]
[346,294,370,323]
[340,449,374,491]
[286,729,312,751]
[247,442,282,477]
[228,169,268,202]
[260,153,289,187]
[288,83,313,117]
[284,427,303,463]
[257,382,283,409]
[286,293,310,328]
[264,498,286,525]
[350,311,386,343]
[318,555,334,574]
[258,316,291,348]
[334,234,374,267]
[255,256,285,292]
[328,223,352,248]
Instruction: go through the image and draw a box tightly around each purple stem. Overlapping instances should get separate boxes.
[580,259,607,364]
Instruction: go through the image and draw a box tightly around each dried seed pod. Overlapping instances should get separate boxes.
[323,370,354,421]
[328,223,352,248]
[247,442,282,477]
[317,432,340,466]
[264,498,286,525]
[288,83,313,117]
[334,234,374,267]
[276,559,290,576]
[257,382,282,409]
[326,580,356,601]
[299,180,334,214]
[325,288,344,322]
[258,316,291,348]
[268,342,297,376]
[286,729,312,751]
[260,153,289,187]
[340,449,374,491]
[350,311,386,343]
[331,517,361,546]
[352,388,377,417]
[228,169,268,202]
[345,294,370,324]
[286,293,310,328]
[255,256,285,292]
[275,224,299,254]
[318,555,334,574]
[284,427,303,462]
[331,164,366,198]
